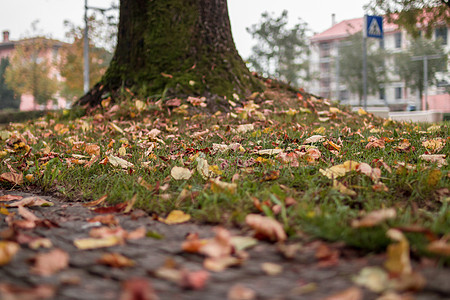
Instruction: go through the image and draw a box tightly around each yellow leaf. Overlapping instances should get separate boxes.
[74,236,122,250]
[333,180,357,196]
[353,267,389,293]
[319,161,359,179]
[385,229,412,275]
[427,169,442,187]
[0,241,20,266]
[159,210,191,225]
[135,100,146,112]
[358,108,368,116]
[211,178,237,194]
[261,262,283,276]
[208,165,223,176]
[313,127,326,135]
[329,107,342,114]
[171,166,192,180]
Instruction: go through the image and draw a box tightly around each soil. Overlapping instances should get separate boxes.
[1,189,449,300]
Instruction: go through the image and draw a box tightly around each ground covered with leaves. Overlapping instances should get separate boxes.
[0,80,449,299]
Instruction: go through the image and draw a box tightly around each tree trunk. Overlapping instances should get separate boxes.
[77,0,263,107]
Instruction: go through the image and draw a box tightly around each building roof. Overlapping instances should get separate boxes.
[311,17,399,43]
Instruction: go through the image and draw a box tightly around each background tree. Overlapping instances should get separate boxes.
[246,10,310,87]
[394,37,447,104]
[77,0,263,107]
[0,58,20,110]
[4,37,59,107]
[339,33,387,105]
[59,14,114,100]
[366,0,450,38]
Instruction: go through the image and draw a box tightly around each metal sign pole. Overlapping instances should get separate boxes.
[363,15,368,110]
[83,0,90,94]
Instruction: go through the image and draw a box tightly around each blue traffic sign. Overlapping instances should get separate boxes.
[365,15,383,39]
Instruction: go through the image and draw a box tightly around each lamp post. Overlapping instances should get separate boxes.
[83,0,117,94]
[411,54,442,111]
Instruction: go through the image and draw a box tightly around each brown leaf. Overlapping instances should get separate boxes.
[87,214,119,226]
[0,284,55,300]
[8,196,53,207]
[180,270,210,290]
[322,287,362,300]
[98,253,135,268]
[31,248,69,276]
[245,214,287,242]
[0,172,23,185]
[120,278,158,300]
[0,195,23,202]
[427,239,450,256]
[351,208,396,228]
[227,284,256,300]
[83,194,108,207]
[85,144,101,156]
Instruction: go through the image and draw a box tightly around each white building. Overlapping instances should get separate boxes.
[309,16,449,112]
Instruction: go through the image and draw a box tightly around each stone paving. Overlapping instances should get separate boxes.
[1,190,449,300]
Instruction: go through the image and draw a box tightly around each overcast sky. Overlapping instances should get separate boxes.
[0,0,370,58]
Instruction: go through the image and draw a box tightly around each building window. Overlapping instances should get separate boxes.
[435,27,448,45]
[379,88,385,100]
[319,42,331,58]
[395,87,402,100]
[339,90,349,100]
[379,38,385,49]
[320,62,330,73]
[394,32,402,48]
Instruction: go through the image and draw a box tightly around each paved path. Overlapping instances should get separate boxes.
[1,190,449,300]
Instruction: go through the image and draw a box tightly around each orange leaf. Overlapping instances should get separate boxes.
[245,214,287,242]
[31,249,69,276]
[0,195,23,202]
[98,253,135,268]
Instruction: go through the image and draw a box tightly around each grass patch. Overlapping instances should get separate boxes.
[0,84,449,261]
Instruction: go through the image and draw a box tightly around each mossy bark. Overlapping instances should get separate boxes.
[77,0,263,107]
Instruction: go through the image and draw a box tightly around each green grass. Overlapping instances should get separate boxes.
[0,89,449,261]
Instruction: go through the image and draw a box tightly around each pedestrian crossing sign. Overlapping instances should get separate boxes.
[365,15,383,39]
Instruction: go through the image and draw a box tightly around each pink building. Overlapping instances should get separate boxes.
[309,15,449,112]
[0,30,67,111]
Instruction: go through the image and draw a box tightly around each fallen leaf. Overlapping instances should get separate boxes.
[419,154,447,167]
[427,169,442,187]
[180,269,210,290]
[8,196,53,207]
[120,278,158,300]
[159,210,191,225]
[98,253,135,268]
[0,284,55,300]
[29,238,53,250]
[230,236,258,252]
[0,241,20,266]
[351,208,397,228]
[211,178,237,194]
[353,266,389,293]
[237,124,254,134]
[87,214,119,226]
[83,194,108,207]
[261,262,283,275]
[427,239,450,256]
[422,138,445,153]
[108,155,134,169]
[171,166,192,180]
[0,195,23,202]
[196,157,211,180]
[245,214,287,242]
[0,172,23,185]
[74,236,123,250]
[204,256,241,272]
[18,205,39,222]
[227,284,256,300]
[320,161,359,179]
[85,144,101,156]
[322,287,362,300]
[199,227,233,258]
[303,135,325,144]
[257,149,283,156]
[31,248,69,276]
[385,229,412,276]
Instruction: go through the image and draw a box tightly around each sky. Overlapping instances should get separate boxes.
[0,0,371,58]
